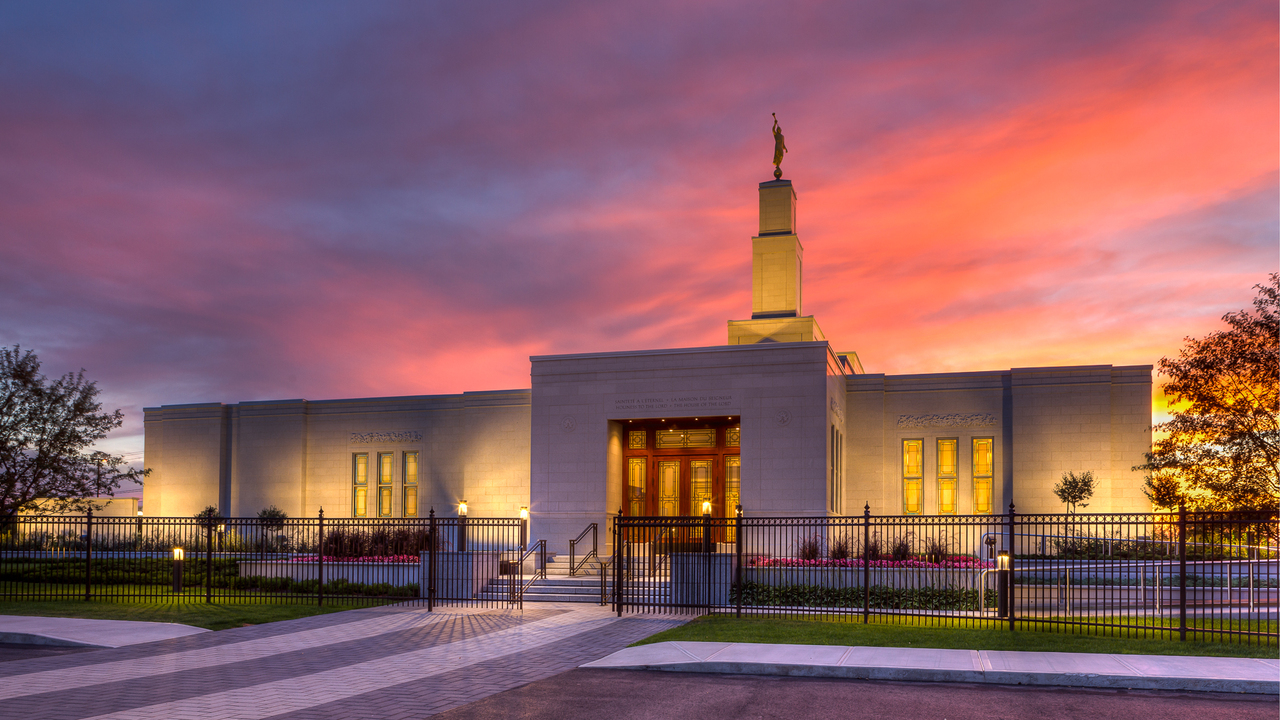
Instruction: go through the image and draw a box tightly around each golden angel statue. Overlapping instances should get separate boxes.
[771,113,787,179]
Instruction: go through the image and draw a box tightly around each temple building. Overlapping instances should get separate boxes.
[143,173,1153,552]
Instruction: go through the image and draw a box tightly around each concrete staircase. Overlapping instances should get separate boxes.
[477,553,610,604]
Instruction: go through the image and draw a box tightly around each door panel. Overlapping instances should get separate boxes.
[689,458,713,515]
[657,460,680,516]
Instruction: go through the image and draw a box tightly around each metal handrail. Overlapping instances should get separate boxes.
[597,559,611,605]
[516,539,546,606]
[980,530,1277,559]
[569,523,598,577]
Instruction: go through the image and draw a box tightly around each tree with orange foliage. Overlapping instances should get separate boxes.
[1140,275,1278,514]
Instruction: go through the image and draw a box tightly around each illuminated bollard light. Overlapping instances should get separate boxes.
[996,551,1011,618]
[172,548,184,593]
[457,501,468,552]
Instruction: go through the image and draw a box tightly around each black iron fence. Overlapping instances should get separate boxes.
[611,505,1278,647]
[0,510,533,609]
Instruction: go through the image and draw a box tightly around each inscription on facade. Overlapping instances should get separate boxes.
[896,413,997,429]
[350,431,423,444]
[613,393,739,414]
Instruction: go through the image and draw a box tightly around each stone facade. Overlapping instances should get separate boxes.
[141,173,1153,553]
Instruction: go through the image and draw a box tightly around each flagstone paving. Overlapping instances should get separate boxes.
[0,603,685,720]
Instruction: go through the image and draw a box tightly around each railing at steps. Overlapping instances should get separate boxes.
[515,539,547,608]
[569,523,598,577]
[598,559,611,606]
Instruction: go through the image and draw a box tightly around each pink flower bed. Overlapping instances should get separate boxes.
[287,555,419,564]
[747,555,991,570]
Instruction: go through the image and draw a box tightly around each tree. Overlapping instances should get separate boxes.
[194,505,224,529]
[1139,275,1279,513]
[257,505,288,553]
[1054,470,1095,514]
[0,346,145,519]
[257,505,287,527]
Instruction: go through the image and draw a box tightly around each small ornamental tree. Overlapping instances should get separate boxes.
[0,346,146,518]
[257,505,288,553]
[257,505,287,528]
[194,505,224,529]
[1054,470,1095,514]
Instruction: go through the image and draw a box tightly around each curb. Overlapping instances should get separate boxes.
[605,660,1278,695]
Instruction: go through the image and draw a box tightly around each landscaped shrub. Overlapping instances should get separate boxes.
[922,535,950,564]
[796,535,822,561]
[861,533,882,562]
[731,581,997,611]
[890,533,913,562]
[828,537,850,561]
[323,527,438,559]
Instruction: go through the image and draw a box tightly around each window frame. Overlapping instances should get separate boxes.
[402,450,419,518]
[936,437,958,515]
[972,437,995,515]
[376,452,394,518]
[352,452,369,518]
[902,438,924,515]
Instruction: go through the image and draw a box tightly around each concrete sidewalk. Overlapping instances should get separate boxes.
[582,641,1280,695]
[0,614,207,648]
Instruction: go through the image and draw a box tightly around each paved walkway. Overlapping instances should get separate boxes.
[584,640,1280,694]
[0,604,685,720]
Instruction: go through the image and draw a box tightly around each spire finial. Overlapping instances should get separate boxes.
[771,113,787,180]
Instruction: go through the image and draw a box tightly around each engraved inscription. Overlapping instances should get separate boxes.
[350,431,423,444]
[613,393,738,414]
[896,413,997,429]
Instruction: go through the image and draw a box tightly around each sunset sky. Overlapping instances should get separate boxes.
[1,1,1276,488]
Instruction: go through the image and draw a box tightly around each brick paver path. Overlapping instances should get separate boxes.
[0,603,685,719]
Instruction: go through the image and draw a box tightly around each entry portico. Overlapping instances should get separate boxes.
[530,341,846,548]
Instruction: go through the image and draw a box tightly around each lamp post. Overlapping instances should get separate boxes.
[172,548,184,593]
[996,551,1011,618]
[519,506,529,551]
[457,501,468,552]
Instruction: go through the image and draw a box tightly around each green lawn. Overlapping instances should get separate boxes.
[633,614,1279,659]
[0,598,387,631]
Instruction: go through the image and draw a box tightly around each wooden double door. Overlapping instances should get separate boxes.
[622,422,740,518]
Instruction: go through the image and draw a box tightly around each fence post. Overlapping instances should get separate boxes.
[735,504,743,619]
[427,508,436,612]
[318,509,325,608]
[613,507,622,617]
[84,509,92,602]
[863,503,870,624]
[1178,503,1187,642]
[205,519,213,604]
[1007,501,1016,631]
[703,509,711,613]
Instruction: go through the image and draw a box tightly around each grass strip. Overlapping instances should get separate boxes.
[632,614,1278,659]
[0,598,390,631]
